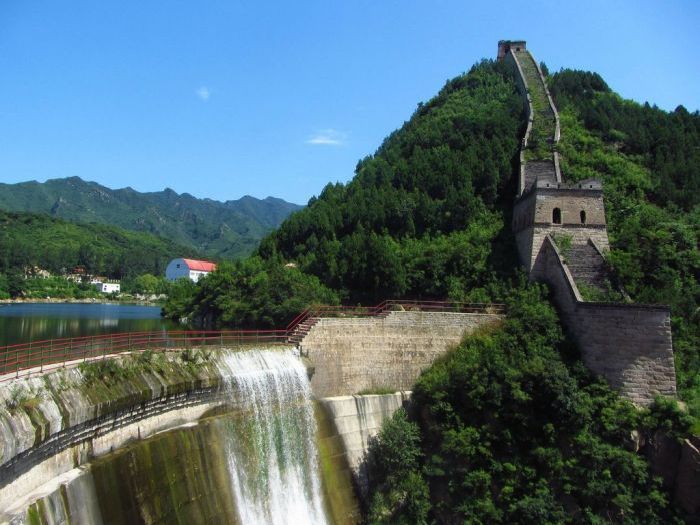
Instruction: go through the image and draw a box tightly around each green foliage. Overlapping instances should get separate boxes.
[160,278,198,320]
[164,257,339,328]
[0,210,196,281]
[369,284,682,524]
[551,232,573,257]
[550,70,700,210]
[123,273,170,295]
[258,60,523,302]
[366,408,430,525]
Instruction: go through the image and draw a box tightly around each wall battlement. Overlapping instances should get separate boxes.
[501,40,676,405]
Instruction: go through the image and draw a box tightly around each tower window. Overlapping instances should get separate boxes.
[552,208,562,224]
[580,210,587,224]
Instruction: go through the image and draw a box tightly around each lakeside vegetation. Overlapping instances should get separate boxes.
[0,210,196,300]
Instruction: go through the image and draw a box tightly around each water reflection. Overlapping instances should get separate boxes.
[0,303,181,347]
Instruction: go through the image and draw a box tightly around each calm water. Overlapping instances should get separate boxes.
[0,303,180,347]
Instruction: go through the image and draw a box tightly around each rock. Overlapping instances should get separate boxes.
[675,437,700,519]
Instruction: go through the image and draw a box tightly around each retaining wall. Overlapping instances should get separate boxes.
[301,311,503,398]
[536,237,676,405]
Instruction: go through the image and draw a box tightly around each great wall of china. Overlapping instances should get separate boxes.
[0,41,694,523]
[499,39,677,406]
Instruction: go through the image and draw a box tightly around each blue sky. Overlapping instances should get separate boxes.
[1,1,698,204]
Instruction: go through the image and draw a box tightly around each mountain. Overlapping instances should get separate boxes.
[0,177,303,258]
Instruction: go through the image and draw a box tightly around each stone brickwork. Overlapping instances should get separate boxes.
[501,40,677,405]
[536,236,676,405]
[513,181,610,272]
[301,311,503,398]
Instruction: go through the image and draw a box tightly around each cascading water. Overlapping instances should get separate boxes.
[217,348,330,525]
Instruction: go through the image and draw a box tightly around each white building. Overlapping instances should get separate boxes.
[165,258,217,282]
[94,281,121,294]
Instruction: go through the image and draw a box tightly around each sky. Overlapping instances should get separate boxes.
[1,1,698,205]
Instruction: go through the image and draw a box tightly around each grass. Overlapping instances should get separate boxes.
[356,387,400,396]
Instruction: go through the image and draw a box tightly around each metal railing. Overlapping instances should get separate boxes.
[0,300,504,381]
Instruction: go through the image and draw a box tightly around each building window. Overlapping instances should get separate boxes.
[580,210,587,224]
[552,208,562,224]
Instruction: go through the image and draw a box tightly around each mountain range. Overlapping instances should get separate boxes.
[0,177,303,258]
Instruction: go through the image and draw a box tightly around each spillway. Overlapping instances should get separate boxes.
[218,349,329,525]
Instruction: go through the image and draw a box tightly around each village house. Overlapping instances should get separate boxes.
[165,258,217,282]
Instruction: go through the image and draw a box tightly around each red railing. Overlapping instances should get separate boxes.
[285,299,504,334]
[0,300,503,381]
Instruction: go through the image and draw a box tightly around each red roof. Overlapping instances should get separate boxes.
[182,259,217,272]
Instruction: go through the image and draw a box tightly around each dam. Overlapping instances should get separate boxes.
[0,301,502,523]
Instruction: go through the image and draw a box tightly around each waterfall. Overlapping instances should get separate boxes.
[217,349,329,525]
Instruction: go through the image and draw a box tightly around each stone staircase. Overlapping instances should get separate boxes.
[564,241,609,296]
[524,160,557,191]
[287,317,320,345]
[514,49,557,158]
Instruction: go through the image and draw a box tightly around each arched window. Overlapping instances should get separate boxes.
[552,208,562,224]
[580,210,587,224]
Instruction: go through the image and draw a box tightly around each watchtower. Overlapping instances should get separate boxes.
[512,179,610,276]
[497,40,527,60]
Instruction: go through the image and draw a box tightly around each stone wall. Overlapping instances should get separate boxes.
[536,237,676,405]
[301,311,503,398]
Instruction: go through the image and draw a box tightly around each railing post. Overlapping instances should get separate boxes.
[15,347,19,378]
[40,342,45,373]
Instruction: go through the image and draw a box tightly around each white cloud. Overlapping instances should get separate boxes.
[196,86,210,101]
[306,128,347,146]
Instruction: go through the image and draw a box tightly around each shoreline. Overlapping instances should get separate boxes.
[0,297,162,306]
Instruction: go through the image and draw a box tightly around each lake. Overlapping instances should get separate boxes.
[0,303,181,347]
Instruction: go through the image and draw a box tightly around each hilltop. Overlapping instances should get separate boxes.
[0,177,302,258]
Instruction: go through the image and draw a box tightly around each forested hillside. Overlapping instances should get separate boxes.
[0,210,196,281]
[548,69,700,419]
[0,177,302,258]
[258,60,524,302]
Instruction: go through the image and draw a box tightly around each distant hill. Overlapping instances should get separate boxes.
[0,210,199,279]
[0,177,303,258]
